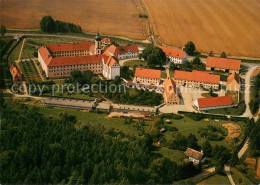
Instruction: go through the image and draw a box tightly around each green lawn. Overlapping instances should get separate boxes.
[21,43,37,59]
[153,147,185,164]
[124,60,147,69]
[26,37,86,46]
[162,117,246,149]
[161,69,174,79]
[8,41,23,65]
[35,105,152,135]
[205,102,245,116]
[197,174,230,185]
[231,167,253,185]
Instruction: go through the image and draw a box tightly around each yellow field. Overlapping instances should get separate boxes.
[0,0,149,40]
[143,0,260,57]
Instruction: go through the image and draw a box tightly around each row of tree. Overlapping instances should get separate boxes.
[40,16,82,33]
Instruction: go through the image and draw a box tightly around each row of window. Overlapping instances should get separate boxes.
[49,63,101,69]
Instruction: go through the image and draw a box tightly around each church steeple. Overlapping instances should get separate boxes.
[94,32,102,55]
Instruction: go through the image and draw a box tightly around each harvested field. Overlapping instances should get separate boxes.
[244,158,256,169]
[0,0,149,40]
[143,0,260,57]
[222,122,242,138]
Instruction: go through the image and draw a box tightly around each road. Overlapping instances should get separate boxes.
[242,62,260,120]
[238,139,249,159]
[6,33,95,42]
[224,165,235,185]
[192,167,215,181]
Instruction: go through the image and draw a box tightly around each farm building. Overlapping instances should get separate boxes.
[159,46,186,64]
[10,65,22,82]
[173,70,220,89]
[193,96,236,111]
[206,57,241,73]
[105,45,139,60]
[133,67,161,86]
[38,33,120,79]
[163,77,180,105]
[184,148,206,164]
[226,72,240,92]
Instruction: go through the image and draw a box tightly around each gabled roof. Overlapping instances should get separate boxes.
[227,72,240,85]
[104,56,119,67]
[10,65,21,77]
[206,57,241,71]
[107,45,139,55]
[38,46,53,66]
[159,46,185,59]
[184,148,204,161]
[135,67,161,79]
[164,77,178,98]
[197,96,232,108]
[48,55,104,67]
[173,70,220,84]
[45,42,93,53]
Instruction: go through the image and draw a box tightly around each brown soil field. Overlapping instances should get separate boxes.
[257,158,260,180]
[0,0,149,40]
[222,123,242,138]
[143,0,260,57]
[244,158,256,169]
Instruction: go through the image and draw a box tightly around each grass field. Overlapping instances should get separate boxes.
[162,117,246,149]
[124,60,148,69]
[231,167,253,185]
[8,41,22,65]
[21,44,37,60]
[197,174,230,185]
[26,37,86,46]
[143,0,260,57]
[1,0,149,40]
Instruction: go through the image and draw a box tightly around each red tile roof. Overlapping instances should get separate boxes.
[107,45,139,55]
[102,38,111,43]
[39,46,53,66]
[174,70,220,84]
[159,46,185,59]
[227,72,240,84]
[104,56,119,67]
[197,96,233,108]
[45,42,93,53]
[135,67,161,79]
[48,55,105,67]
[206,57,241,71]
[164,77,178,98]
[10,65,22,77]
[184,148,204,161]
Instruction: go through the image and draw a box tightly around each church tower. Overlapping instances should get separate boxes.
[94,32,102,55]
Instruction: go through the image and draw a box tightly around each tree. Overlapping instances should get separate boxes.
[220,52,227,58]
[209,50,214,57]
[186,134,199,150]
[140,45,166,67]
[184,41,196,55]
[192,56,202,65]
[215,161,225,175]
[40,16,56,33]
[0,25,7,38]
[202,141,212,157]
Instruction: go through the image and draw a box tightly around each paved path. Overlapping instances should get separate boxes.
[18,38,26,61]
[224,165,235,185]
[192,167,215,181]
[33,59,45,82]
[238,139,249,159]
